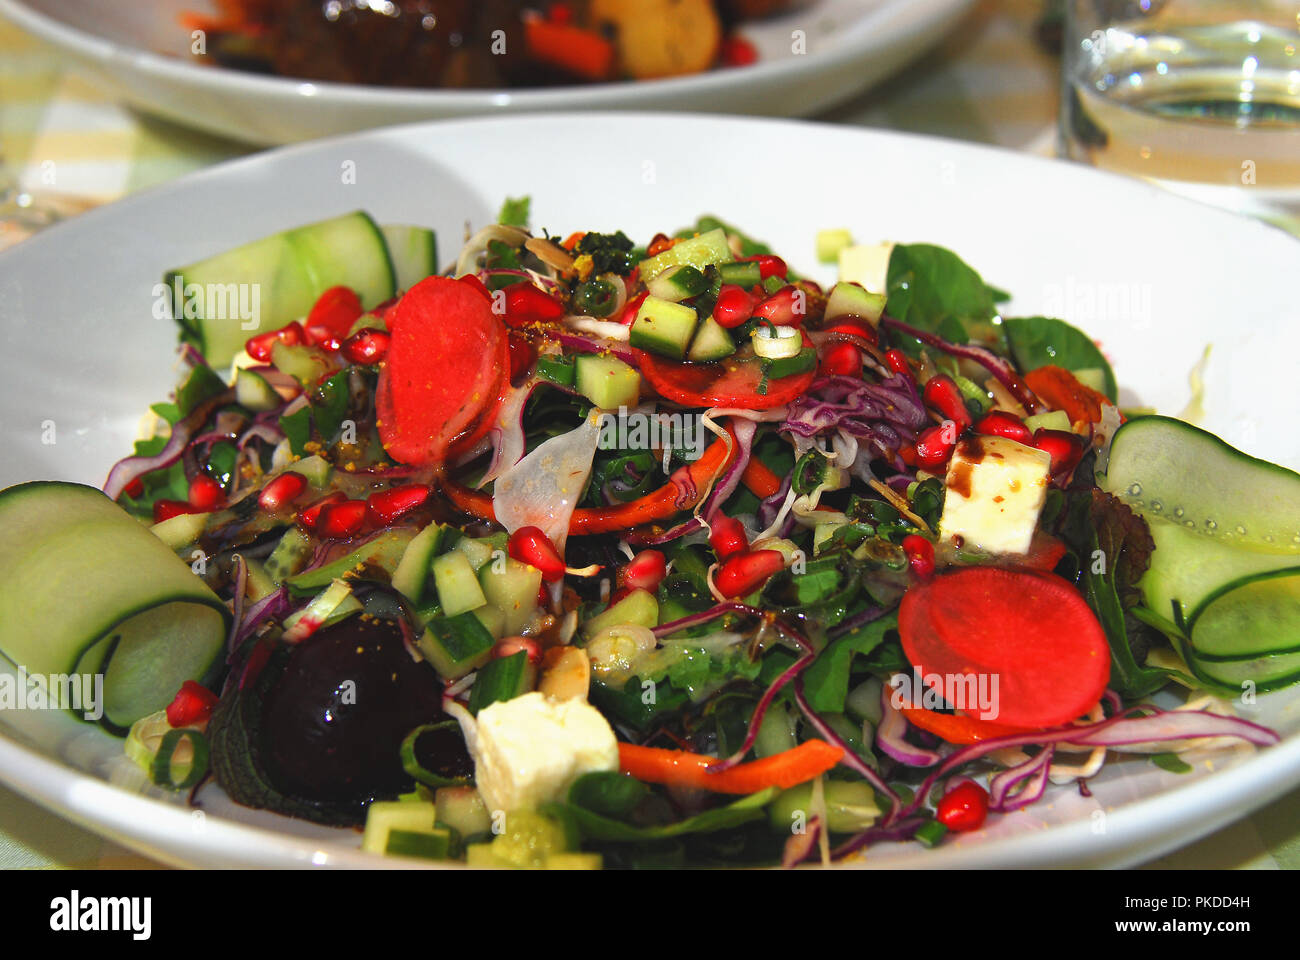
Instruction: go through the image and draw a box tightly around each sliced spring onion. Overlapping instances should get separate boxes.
[751,323,802,360]
[151,728,210,790]
[400,721,472,788]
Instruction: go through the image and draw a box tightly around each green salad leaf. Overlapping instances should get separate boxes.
[885,243,997,343]
[1001,315,1118,401]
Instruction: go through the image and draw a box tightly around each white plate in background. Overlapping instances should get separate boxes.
[0,114,1297,867]
[0,0,975,145]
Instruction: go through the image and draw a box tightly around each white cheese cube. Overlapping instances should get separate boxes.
[938,436,1051,555]
[471,691,619,814]
[837,242,895,295]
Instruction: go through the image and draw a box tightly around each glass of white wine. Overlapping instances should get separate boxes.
[1060,0,1300,228]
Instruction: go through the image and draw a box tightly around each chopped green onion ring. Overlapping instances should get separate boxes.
[400,721,472,788]
[151,728,210,790]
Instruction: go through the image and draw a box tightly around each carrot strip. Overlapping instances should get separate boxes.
[1022,365,1114,426]
[618,740,844,794]
[740,457,782,499]
[440,424,738,535]
[525,20,616,81]
[900,706,1037,745]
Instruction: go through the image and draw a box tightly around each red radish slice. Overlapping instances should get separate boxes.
[377,276,508,468]
[636,348,816,410]
[898,567,1109,728]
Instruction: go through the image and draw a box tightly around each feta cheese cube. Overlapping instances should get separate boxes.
[837,242,895,295]
[471,691,619,813]
[938,436,1051,555]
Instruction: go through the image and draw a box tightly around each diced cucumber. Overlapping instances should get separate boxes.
[479,557,544,635]
[391,522,446,604]
[717,260,761,288]
[585,587,659,638]
[824,281,885,326]
[385,828,453,861]
[762,275,785,295]
[575,354,641,409]
[233,367,281,412]
[1073,367,1109,394]
[469,651,534,714]
[465,843,514,868]
[816,229,855,265]
[418,611,497,680]
[347,312,386,336]
[360,800,437,854]
[281,580,360,640]
[471,603,508,640]
[433,550,488,617]
[166,210,395,367]
[435,786,492,838]
[537,353,576,386]
[380,224,438,292]
[543,853,603,870]
[291,454,334,488]
[265,526,313,583]
[285,528,416,595]
[270,341,336,388]
[453,536,498,572]
[636,228,730,280]
[687,317,737,363]
[243,558,276,601]
[629,297,698,360]
[151,510,210,551]
[475,810,569,869]
[646,264,708,303]
[1024,410,1072,433]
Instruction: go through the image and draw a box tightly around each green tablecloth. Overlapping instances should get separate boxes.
[1,0,1295,869]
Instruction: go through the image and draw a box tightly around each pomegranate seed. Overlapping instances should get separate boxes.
[507,526,566,582]
[720,34,758,67]
[366,485,430,526]
[153,499,194,523]
[341,328,390,365]
[619,290,649,326]
[974,410,1033,445]
[740,254,788,280]
[619,550,667,592]
[507,332,537,383]
[165,680,219,728]
[546,2,572,25]
[494,636,542,664]
[936,780,989,832]
[712,285,755,329]
[1033,429,1086,484]
[751,285,805,326]
[885,349,912,377]
[709,516,749,560]
[317,499,368,539]
[923,375,972,430]
[459,274,492,302]
[187,474,225,511]
[504,283,565,327]
[124,477,145,499]
[304,285,362,345]
[258,471,308,512]
[913,423,960,471]
[297,492,346,533]
[715,549,784,599]
[901,534,935,580]
[537,582,553,608]
[245,322,304,362]
[822,342,861,376]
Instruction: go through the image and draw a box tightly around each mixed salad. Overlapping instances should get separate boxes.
[1,199,1295,869]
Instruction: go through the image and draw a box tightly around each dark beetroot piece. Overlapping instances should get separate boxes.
[256,615,464,806]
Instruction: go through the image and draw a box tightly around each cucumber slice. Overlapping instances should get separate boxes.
[816,229,855,265]
[478,558,543,635]
[380,225,438,292]
[165,211,396,367]
[537,354,576,386]
[637,228,730,280]
[468,651,534,714]
[151,510,210,551]
[584,588,659,638]
[1186,569,1300,659]
[361,800,438,854]
[435,785,491,838]
[391,523,447,604]
[0,482,229,729]
[687,317,736,363]
[575,354,641,409]
[761,348,817,380]
[646,264,709,303]
[418,611,496,680]
[629,297,698,360]
[1102,416,1300,552]
[1181,643,1300,693]
[265,526,313,583]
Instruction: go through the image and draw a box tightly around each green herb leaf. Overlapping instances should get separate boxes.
[800,612,898,713]
[497,195,530,228]
[546,784,777,842]
[1151,752,1193,774]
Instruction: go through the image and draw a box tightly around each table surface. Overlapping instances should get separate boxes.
[0,0,1296,870]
